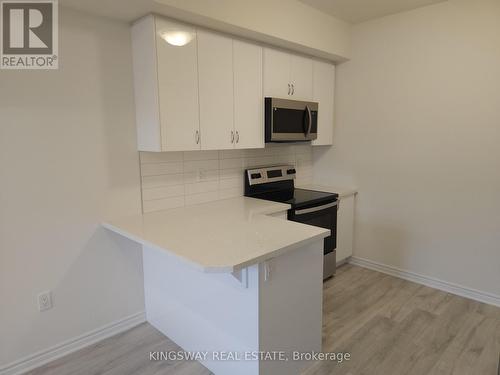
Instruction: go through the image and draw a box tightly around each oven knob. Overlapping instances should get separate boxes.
[287,169,296,175]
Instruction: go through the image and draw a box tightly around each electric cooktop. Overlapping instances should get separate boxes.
[244,165,338,209]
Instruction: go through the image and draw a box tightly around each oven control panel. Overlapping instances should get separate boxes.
[246,165,296,186]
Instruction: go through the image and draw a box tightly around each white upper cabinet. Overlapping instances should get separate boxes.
[312,60,335,146]
[263,48,291,98]
[132,16,200,152]
[263,47,313,101]
[233,40,264,149]
[197,30,234,150]
[198,32,264,150]
[290,55,313,101]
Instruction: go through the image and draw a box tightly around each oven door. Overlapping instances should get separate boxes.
[265,98,318,142]
[288,200,338,279]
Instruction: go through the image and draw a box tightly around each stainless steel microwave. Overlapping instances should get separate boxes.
[265,97,318,142]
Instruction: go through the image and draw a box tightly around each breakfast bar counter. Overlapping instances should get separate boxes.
[103,197,329,375]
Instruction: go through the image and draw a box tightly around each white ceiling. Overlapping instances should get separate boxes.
[298,0,447,23]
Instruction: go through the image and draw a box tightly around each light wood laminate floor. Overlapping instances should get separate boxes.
[26,264,500,375]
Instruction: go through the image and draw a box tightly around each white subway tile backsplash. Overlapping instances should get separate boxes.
[219,177,243,190]
[142,184,185,201]
[246,156,276,168]
[261,147,287,156]
[185,180,219,195]
[296,159,313,170]
[142,173,184,189]
[183,169,219,184]
[294,144,312,154]
[296,152,312,162]
[220,157,245,170]
[183,150,219,161]
[220,168,242,180]
[219,149,247,159]
[139,145,313,213]
[141,162,183,176]
[140,151,183,163]
[184,159,219,173]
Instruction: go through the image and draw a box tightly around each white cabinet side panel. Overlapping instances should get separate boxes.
[131,16,161,151]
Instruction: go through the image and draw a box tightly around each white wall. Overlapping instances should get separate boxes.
[314,0,500,299]
[0,8,145,368]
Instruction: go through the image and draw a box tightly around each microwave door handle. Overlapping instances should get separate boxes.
[303,106,309,135]
[306,105,312,136]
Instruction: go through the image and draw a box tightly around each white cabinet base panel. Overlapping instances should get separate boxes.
[142,240,323,375]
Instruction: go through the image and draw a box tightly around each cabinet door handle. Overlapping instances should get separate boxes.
[231,130,235,143]
[235,131,239,143]
[195,130,200,144]
[264,261,272,281]
[291,83,295,95]
[288,83,291,96]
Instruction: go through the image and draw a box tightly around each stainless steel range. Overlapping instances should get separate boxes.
[244,165,339,279]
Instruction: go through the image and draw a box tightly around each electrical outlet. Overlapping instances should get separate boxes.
[38,291,52,312]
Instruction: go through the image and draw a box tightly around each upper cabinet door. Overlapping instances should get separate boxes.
[233,40,264,149]
[263,48,291,98]
[290,55,313,101]
[312,60,335,146]
[197,30,234,150]
[155,18,200,151]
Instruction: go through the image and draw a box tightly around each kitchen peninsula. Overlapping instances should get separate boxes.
[103,196,329,375]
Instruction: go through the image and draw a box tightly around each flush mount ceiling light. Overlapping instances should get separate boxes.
[159,31,195,46]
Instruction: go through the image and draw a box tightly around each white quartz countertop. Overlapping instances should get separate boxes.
[102,197,329,273]
[296,184,358,198]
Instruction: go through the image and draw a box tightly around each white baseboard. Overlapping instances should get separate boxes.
[0,311,146,375]
[349,256,500,308]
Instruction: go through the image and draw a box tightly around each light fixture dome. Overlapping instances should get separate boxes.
[159,30,195,46]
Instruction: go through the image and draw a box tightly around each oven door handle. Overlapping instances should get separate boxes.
[294,201,338,215]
